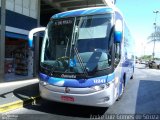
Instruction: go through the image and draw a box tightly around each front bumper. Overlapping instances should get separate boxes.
[39,82,116,107]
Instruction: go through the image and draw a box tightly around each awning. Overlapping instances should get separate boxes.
[41,0,116,13]
[5,32,28,40]
[6,32,44,40]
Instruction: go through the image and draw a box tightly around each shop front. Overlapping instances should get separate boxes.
[4,32,34,81]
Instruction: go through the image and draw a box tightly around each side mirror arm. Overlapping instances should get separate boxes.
[28,27,46,48]
[114,19,123,43]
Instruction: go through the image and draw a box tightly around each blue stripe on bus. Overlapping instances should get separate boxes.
[39,72,115,88]
[52,7,113,19]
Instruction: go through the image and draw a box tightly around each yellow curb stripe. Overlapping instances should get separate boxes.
[0,96,40,113]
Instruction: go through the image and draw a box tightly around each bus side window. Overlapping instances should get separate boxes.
[114,43,121,67]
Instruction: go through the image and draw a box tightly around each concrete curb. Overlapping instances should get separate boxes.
[0,96,40,113]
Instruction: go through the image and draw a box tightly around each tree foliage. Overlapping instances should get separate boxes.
[148,26,160,43]
[140,55,152,60]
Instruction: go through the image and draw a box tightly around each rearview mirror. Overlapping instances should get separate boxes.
[114,19,122,43]
[28,27,46,48]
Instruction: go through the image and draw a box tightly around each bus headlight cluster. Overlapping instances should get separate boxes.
[91,83,110,91]
[40,81,48,86]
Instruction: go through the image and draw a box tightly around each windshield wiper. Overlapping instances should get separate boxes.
[65,36,70,57]
[74,47,89,78]
[70,18,89,78]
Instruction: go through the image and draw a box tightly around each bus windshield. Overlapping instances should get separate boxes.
[40,14,112,76]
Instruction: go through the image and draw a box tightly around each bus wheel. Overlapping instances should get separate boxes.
[117,81,125,101]
[157,65,160,69]
[149,64,152,68]
[130,67,134,79]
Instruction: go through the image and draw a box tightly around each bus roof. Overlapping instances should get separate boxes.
[51,6,114,19]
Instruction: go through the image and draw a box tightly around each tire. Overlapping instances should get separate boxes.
[149,64,152,68]
[130,68,134,79]
[157,65,160,69]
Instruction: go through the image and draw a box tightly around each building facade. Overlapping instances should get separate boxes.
[0,0,109,82]
[0,0,40,82]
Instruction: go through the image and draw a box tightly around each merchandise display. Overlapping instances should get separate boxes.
[14,47,28,76]
[5,38,29,76]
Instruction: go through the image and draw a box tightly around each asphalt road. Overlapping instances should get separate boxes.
[3,64,160,120]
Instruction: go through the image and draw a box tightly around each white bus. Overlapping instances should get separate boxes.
[29,4,135,107]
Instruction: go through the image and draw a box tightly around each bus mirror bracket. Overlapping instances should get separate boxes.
[114,19,122,43]
[28,27,46,48]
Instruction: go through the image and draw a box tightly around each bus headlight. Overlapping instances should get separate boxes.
[91,83,110,91]
[40,81,48,86]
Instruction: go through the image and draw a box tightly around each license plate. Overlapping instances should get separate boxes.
[61,96,74,102]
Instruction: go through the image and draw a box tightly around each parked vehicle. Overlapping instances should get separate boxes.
[148,60,160,69]
[141,61,146,64]
[136,60,139,64]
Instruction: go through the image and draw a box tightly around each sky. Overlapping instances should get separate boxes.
[116,0,160,57]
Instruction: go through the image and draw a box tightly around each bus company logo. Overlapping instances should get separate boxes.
[65,87,70,93]
[61,74,76,79]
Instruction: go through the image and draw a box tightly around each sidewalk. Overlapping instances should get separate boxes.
[0,79,40,113]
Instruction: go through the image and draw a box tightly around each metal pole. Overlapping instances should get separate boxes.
[33,0,41,77]
[144,45,145,56]
[152,24,156,60]
[0,0,6,82]
[153,11,159,60]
